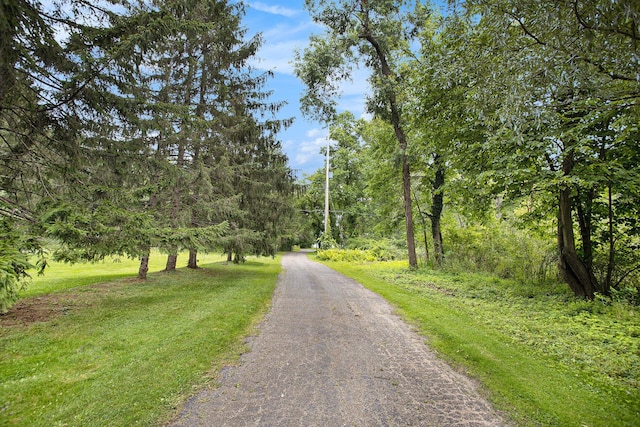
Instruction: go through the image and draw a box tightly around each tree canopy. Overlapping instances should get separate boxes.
[296,0,640,299]
[0,0,295,310]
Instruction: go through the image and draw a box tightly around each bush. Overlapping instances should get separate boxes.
[344,237,402,261]
[316,246,402,262]
[317,231,338,250]
[442,216,557,284]
[317,248,377,262]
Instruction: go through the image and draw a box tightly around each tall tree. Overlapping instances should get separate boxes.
[0,0,155,305]
[326,112,370,243]
[454,0,640,297]
[1,0,294,299]
[295,0,431,268]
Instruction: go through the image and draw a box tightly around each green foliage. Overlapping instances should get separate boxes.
[317,237,401,262]
[441,214,558,283]
[317,248,378,263]
[316,230,338,250]
[0,242,31,313]
[319,258,640,426]
[447,0,640,296]
[0,219,46,312]
[294,112,375,246]
[1,0,296,300]
[345,237,402,261]
[1,256,281,426]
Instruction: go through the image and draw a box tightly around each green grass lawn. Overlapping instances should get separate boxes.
[316,257,640,427]
[1,254,280,427]
[21,250,225,298]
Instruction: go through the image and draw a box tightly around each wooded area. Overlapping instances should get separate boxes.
[1,0,639,310]
[295,0,640,301]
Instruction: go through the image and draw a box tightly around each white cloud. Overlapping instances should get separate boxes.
[284,128,339,171]
[248,2,300,17]
[294,136,327,166]
[305,128,323,138]
[253,40,306,75]
[251,21,321,75]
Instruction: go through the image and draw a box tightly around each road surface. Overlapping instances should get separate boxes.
[169,252,508,426]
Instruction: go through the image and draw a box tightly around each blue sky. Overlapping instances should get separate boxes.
[241,1,372,178]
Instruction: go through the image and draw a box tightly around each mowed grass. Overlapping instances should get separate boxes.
[21,250,225,298]
[1,255,280,426]
[316,257,640,427]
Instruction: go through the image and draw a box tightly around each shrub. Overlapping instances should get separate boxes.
[344,237,402,261]
[317,248,383,262]
[442,216,557,284]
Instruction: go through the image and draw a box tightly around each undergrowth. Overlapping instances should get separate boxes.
[317,256,640,426]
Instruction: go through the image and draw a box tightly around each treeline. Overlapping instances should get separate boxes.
[295,0,640,300]
[0,0,298,311]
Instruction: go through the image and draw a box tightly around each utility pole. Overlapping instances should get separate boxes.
[324,136,330,236]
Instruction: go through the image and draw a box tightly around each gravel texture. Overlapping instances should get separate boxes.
[169,252,509,427]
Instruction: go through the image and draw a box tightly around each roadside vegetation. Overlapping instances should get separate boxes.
[2,1,639,425]
[315,254,639,427]
[0,255,280,427]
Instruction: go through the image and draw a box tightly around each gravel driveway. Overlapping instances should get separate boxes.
[169,252,508,426]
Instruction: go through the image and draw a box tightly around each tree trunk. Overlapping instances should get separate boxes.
[138,251,150,280]
[604,183,614,295]
[360,27,417,269]
[401,153,418,269]
[432,216,444,266]
[431,155,445,265]
[165,252,178,272]
[227,250,232,263]
[557,184,598,299]
[575,188,594,272]
[188,249,198,269]
[412,190,429,261]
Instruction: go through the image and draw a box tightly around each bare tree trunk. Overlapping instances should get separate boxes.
[188,249,198,269]
[412,190,429,261]
[165,252,178,272]
[431,155,445,265]
[138,250,150,280]
[575,188,595,272]
[605,183,614,295]
[557,156,598,298]
[401,154,418,268]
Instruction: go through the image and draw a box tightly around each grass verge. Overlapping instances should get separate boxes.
[1,256,280,426]
[314,257,639,427]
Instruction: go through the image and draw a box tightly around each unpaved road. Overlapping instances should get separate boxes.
[169,252,508,426]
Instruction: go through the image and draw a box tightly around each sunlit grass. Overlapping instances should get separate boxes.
[22,250,226,298]
[1,255,280,427]
[316,257,639,427]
